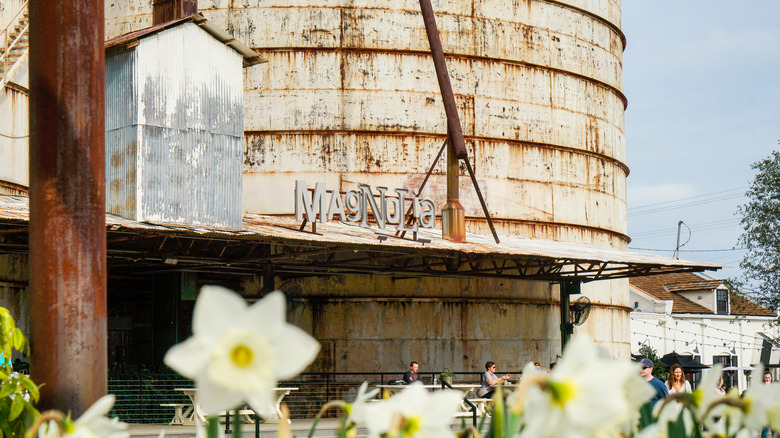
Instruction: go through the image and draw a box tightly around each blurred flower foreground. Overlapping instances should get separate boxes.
[8,286,780,438]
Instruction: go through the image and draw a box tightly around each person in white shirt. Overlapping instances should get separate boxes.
[665,364,692,393]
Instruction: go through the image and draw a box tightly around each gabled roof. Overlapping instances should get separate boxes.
[731,294,776,317]
[666,280,724,292]
[630,272,775,317]
[105,13,265,67]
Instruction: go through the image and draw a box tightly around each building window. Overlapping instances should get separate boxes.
[713,355,738,389]
[716,289,728,314]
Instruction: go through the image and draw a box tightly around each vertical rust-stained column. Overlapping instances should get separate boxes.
[29,0,107,416]
[419,0,466,242]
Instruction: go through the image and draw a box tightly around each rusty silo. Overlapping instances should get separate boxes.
[104,0,629,372]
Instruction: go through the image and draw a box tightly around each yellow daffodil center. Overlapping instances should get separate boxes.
[230,344,254,367]
[209,329,274,392]
[400,415,422,436]
[743,397,752,414]
[547,379,577,406]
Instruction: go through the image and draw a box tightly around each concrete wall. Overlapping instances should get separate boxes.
[289,275,629,373]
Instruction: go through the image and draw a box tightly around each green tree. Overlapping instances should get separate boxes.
[638,343,667,381]
[737,149,780,310]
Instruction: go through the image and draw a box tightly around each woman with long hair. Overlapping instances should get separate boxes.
[665,364,692,393]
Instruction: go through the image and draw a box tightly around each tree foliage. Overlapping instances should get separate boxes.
[638,343,667,381]
[737,149,780,310]
[0,307,40,438]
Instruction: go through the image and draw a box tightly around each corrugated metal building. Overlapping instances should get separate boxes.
[105,16,261,228]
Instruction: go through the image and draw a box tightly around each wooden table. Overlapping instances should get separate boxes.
[165,387,298,425]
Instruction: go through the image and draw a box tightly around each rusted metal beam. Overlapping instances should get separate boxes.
[418,0,467,243]
[29,0,107,416]
[417,0,467,161]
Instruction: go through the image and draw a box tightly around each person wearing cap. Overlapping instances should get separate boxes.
[640,358,668,406]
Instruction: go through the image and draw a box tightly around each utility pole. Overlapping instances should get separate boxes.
[673,220,684,259]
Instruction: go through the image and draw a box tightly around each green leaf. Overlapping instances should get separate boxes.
[666,411,687,438]
[638,402,656,429]
[8,393,23,421]
[18,376,40,402]
[0,381,15,399]
[0,308,14,335]
[12,328,25,352]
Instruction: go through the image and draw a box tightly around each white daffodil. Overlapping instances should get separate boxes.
[691,364,725,420]
[37,395,129,438]
[164,286,320,416]
[347,381,379,425]
[614,371,656,436]
[363,382,462,438]
[765,385,780,435]
[517,335,639,438]
[737,365,780,432]
[37,420,61,438]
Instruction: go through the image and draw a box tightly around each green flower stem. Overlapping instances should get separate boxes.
[233,408,242,438]
[492,385,505,438]
[207,415,220,438]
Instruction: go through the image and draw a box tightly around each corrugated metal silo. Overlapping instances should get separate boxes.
[104,0,631,372]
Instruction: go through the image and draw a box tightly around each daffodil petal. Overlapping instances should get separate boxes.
[75,394,115,425]
[245,391,278,417]
[271,325,321,379]
[193,285,248,337]
[243,291,286,336]
[164,338,209,378]
[197,377,244,416]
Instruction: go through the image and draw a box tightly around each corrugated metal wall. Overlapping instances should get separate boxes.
[105,23,244,228]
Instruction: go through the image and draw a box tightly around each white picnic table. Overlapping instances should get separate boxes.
[375,383,489,416]
[164,387,298,425]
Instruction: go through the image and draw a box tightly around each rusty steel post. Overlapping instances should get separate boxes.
[442,140,466,242]
[418,0,467,161]
[29,0,107,416]
[418,0,466,242]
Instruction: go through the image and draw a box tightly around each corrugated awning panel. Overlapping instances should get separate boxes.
[0,195,720,281]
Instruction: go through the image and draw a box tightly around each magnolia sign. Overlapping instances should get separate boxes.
[295,180,436,232]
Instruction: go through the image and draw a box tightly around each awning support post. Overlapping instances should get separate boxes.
[560,282,581,351]
[29,0,107,416]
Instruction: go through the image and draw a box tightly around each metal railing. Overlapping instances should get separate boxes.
[1,0,29,88]
[108,370,517,424]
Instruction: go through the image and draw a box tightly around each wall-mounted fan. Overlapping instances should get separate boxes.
[570,296,592,326]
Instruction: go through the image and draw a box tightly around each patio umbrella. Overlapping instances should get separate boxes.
[661,352,710,371]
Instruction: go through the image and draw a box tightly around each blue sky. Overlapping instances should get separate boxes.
[622,1,780,285]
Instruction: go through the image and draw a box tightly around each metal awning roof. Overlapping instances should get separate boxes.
[0,195,720,282]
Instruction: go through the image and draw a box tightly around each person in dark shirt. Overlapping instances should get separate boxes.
[403,361,420,384]
[640,358,668,406]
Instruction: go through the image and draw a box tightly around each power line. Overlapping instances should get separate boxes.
[629,187,747,212]
[629,194,745,216]
[628,247,746,253]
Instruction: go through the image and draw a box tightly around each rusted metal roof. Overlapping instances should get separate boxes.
[0,195,719,282]
[105,13,265,67]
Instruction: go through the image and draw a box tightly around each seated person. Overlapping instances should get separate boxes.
[476,361,511,398]
[403,361,420,384]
